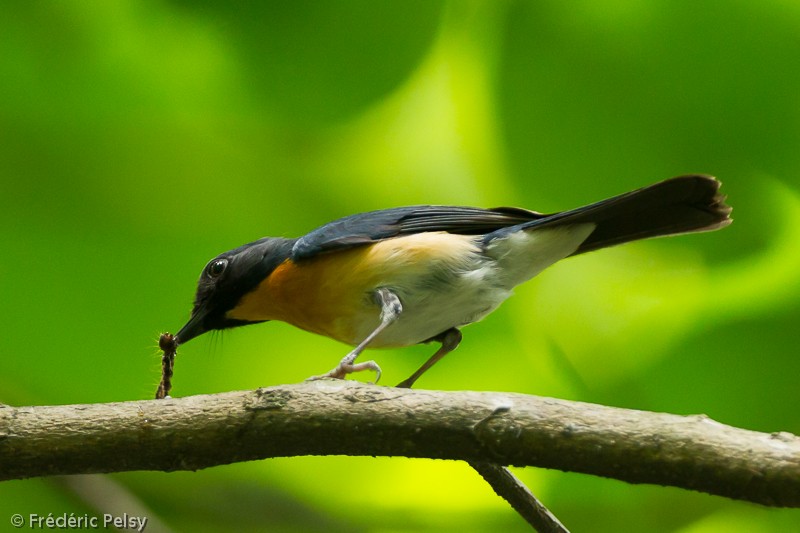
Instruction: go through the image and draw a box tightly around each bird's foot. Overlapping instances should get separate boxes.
[306,357,382,384]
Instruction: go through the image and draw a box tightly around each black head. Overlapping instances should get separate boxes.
[176,237,296,345]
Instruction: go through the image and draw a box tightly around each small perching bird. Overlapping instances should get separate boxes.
[172,175,731,388]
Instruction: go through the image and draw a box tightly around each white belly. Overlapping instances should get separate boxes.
[350,223,595,348]
[369,262,510,347]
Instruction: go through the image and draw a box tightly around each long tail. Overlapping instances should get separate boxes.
[538,174,732,256]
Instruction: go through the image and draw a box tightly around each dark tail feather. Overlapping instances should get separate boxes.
[543,175,732,256]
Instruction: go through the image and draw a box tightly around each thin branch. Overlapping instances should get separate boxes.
[469,461,568,532]
[1,382,798,507]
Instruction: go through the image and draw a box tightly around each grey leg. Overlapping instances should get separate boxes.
[306,288,402,384]
[396,328,462,388]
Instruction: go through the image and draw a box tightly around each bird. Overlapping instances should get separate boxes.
[173,174,731,388]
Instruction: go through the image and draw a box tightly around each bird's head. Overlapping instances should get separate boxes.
[175,237,295,345]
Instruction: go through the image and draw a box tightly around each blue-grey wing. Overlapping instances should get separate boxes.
[291,205,544,261]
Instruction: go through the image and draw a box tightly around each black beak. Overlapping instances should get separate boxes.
[175,307,209,345]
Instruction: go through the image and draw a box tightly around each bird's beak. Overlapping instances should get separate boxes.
[175,307,209,345]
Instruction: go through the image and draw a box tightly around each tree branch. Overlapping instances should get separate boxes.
[1,381,798,507]
[470,461,568,532]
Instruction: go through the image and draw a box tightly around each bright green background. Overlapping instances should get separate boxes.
[2,1,800,531]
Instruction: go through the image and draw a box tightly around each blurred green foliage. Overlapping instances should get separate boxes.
[2,1,799,531]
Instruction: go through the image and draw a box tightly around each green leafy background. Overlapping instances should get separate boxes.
[2,1,799,531]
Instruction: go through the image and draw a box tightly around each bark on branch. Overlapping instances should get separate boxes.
[1,381,798,507]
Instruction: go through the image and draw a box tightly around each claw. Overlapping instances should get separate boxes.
[353,360,381,384]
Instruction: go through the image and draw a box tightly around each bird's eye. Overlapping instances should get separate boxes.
[207,258,228,279]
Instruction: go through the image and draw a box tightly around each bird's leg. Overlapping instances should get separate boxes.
[306,288,402,384]
[396,328,462,388]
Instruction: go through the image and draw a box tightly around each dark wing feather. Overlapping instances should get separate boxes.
[292,175,731,261]
[292,205,544,260]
